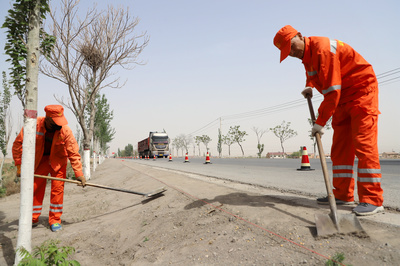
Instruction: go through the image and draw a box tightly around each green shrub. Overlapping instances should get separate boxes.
[18,239,80,266]
[326,252,352,266]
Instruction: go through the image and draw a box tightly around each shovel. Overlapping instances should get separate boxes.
[34,174,167,198]
[306,95,364,237]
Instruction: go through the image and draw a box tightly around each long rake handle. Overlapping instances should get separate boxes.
[306,96,339,227]
[34,174,147,196]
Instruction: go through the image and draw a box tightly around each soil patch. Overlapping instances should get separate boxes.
[1,159,399,265]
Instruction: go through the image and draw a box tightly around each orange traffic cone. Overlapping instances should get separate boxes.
[297,146,314,171]
[168,154,172,162]
[204,152,211,164]
[183,153,190,163]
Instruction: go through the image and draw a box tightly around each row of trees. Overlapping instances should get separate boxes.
[168,121,298,158]
[116,120,317,159]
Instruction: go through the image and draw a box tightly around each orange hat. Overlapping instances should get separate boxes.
[44,105,68,126]
[273,25,298,62]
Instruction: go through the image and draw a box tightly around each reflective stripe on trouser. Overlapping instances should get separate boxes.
[33,155,66,225]
[331,90,383,206]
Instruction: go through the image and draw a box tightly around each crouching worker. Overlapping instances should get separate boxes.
[12,105,86,232]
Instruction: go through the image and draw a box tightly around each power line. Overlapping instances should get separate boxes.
[376,67,400,78]
[188,67,399,136]
[379,76,400,84]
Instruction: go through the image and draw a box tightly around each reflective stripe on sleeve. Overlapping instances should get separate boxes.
[330,40,337,54]
[36,132,44,136]
[322,85,341,95]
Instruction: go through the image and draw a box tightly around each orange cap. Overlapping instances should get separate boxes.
[273,25,298,62]
[44,105,68,126]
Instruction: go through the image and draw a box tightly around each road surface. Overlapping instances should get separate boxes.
[129,157,400,210]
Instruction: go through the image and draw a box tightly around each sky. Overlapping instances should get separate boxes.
[1,0,399,157]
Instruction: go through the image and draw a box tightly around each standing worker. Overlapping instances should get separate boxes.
[12,105,86,231]
[273,25,383,216]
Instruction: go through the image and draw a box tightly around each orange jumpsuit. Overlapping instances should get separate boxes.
[302,36,383,206]
[12,117,83,225]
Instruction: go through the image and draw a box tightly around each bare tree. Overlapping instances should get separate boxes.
[194,136,202,156]
[41,0,149,179]
[270,121,297,154]
[172,136,184,156]
[252,126,268,158]
[222,134,234,157]
[179,134,193,154]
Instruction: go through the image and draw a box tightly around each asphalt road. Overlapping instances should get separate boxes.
[128,157,400,210]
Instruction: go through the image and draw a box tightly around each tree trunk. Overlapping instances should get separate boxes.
[92,136,96,172]
[0,157,5,186]
[15,1,40,264]
[82,129,91,179]
[83,148,91,179]
[93,151,96,172]
[238,143,245,156]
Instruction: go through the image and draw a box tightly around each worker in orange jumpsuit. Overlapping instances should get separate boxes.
[273,25,384,216]
[12,105,86,231]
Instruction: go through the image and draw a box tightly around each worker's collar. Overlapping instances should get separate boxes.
[302,36,311,65]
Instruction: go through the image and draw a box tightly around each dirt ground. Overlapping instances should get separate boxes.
[1,159,399,265]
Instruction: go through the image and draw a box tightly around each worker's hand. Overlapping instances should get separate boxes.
[312,124,324,137]
[76,176,86,187]
[301,87,313,98]
[16,165,21,177]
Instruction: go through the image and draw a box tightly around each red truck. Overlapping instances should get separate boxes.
[138,131,170,158]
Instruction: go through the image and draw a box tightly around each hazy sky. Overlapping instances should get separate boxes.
[1,0,399,157]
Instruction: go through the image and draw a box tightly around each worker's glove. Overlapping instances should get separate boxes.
[76,176,86,187]
[312,124,324,137]
[301,87,313,98]
[16,165,21,177]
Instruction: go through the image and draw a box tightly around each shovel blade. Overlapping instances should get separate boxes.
[145,187,167,197]
[315,213,365,237]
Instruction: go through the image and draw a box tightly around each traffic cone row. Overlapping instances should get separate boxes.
[132,153,212,164]
[297,146,314,171]
[132,149,313,172]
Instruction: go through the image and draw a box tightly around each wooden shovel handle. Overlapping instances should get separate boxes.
[34,174,147,196]
[306,95,339,226]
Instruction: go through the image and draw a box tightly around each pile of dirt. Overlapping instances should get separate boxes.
[1,159,399,265]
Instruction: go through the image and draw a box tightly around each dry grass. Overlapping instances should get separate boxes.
[1,159,76,197]
[1,160,20,197]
